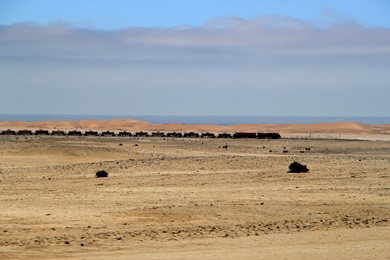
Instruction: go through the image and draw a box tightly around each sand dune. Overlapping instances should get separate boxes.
[1,119,390,139]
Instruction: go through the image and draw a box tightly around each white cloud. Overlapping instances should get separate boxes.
[1,16,389,116]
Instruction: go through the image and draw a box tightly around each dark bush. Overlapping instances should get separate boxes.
[96,170,108,178]
[289,162,309,173]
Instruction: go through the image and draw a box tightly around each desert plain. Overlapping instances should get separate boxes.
[0,120,390,259]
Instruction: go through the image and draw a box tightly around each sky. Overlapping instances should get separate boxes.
[1,0,390,117]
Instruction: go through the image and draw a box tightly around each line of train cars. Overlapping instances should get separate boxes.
[0,129,281,139]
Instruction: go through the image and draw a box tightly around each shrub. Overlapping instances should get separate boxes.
[289,162,309,173]
[96,170,108,178]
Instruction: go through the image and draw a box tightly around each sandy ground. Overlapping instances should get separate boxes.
[0,133,390,259]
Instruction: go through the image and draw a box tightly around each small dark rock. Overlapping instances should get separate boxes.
[96,170,108,178]
[289,161,309,173]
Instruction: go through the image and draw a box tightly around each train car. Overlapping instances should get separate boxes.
[34,129,50,135]
[134,131,149,137]
[232,132,257,139]
[84,130,99,136]
[151,132,166,137]
[67,130,83,136]
[17,129,33,135]
[51,130,66,136]
[218,133,232,138]
[183,132,199,138]
[118,131,132,137]
[101,131,116,137]
[201,132,216,138]
[0,129,17,135]
[257,133,281,139]
[166,132,182,138]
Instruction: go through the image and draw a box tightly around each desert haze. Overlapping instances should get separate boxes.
[0,119,389,259]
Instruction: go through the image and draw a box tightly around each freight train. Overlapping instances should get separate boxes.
[1,129,281,139]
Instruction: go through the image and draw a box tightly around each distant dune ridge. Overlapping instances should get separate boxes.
[0,119,390,139]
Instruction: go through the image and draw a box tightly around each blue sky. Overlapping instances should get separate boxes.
[1,0,390,29]
[1,0,390,116]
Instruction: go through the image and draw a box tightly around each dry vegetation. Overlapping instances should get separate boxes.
[0,135,389,259]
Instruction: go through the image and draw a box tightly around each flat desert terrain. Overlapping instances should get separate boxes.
[1,121,390,259]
